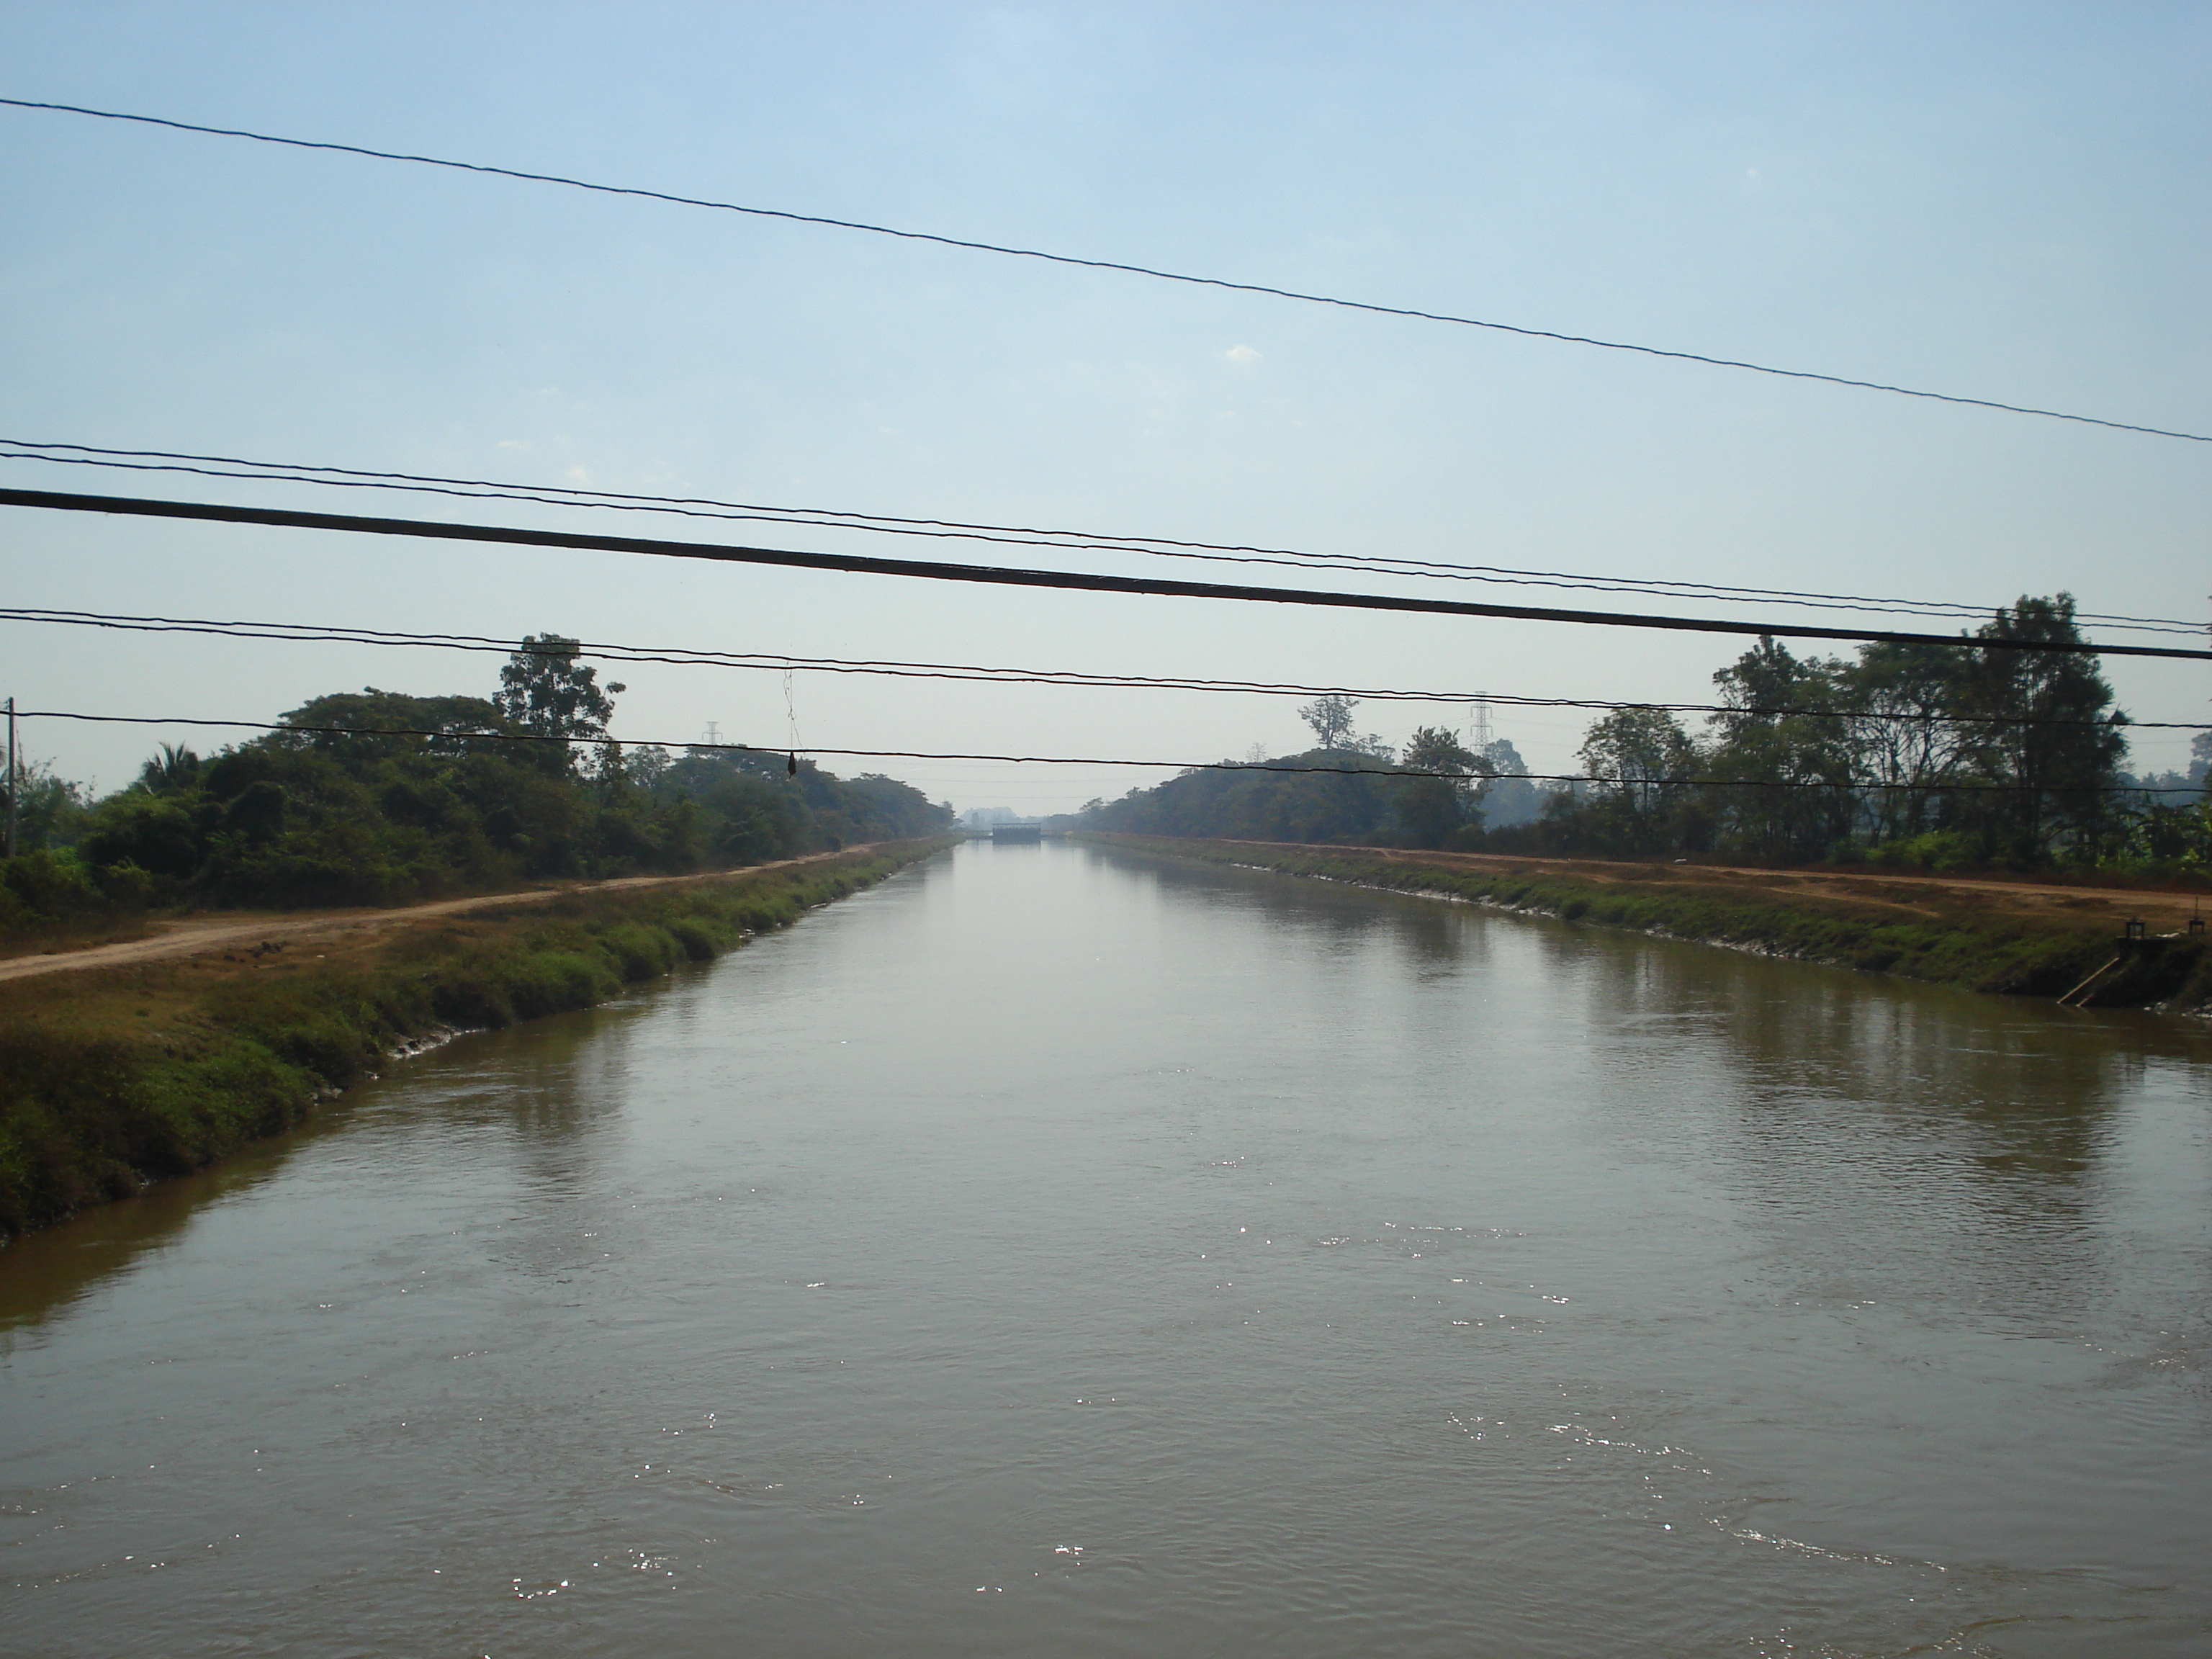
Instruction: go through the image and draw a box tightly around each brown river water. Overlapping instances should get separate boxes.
[4,841,2208,1657]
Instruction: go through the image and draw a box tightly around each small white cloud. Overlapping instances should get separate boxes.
[1224,344,1262,364]
[564,464,590,483]
[495,439,529,451]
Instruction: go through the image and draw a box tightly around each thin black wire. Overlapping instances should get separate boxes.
[17,708,2202,796]
[10,486,2212,662]
[2,96,2203,446]
[6,606,2205,731]
[1,439,2202,634]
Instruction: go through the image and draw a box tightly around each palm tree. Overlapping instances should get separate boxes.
[137,742,202,795]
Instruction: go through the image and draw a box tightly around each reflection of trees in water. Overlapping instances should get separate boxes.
[1107,845,1491,976]
[1576,930,2159,1174]
[1562,927,2211,1323]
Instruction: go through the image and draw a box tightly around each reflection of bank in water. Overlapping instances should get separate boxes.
[989,824,1043,845]
[1085,833,2212,1012]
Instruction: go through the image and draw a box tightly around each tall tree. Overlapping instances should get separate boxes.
[1577,706,1705,853]
[1395,725,1491,846]
[1840,641,1972,842]
[1705,637,1855,860]
[1953,595,2126,858]
[1581,706,1696,811]
[1298,695,1358,751]
[497,636,627,771]
[1401,725,1487,782]
[1292,693,1395,759]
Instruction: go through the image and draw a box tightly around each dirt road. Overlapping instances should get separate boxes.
[1202,839,2211,933]
[0,851,873,985]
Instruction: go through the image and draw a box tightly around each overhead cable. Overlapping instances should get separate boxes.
[1,439,2200,634]
[1,97,2203,445]
[6,606,2203,731]
[16,708,2202,796]
[6,486,2209,662]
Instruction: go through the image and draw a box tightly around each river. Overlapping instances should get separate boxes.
[4,841,2208,1657]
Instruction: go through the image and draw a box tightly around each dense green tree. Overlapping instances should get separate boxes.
[1578,706,1697,819]
[1082,605,2177,876]
[4,640,949,930]
[1704,639,1856,861]
[1948,595,2128,859]
[1395,726,1491,847]
[80,793,204,880]
[496,635,626,772]
[1840,642,1969,842]
[5,757,94,849]
[1401,726,1484,778]
[1082,751,1411,845]
[272,688,512,765]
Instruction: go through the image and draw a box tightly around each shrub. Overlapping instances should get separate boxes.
[601,922,683,982]
[667,917,723,961]
[3,849,105,920]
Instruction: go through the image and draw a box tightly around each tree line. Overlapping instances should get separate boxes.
[1,635,952,933]
[1076,595,2212,873]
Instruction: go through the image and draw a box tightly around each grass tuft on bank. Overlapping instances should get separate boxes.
[0,842,951,1240]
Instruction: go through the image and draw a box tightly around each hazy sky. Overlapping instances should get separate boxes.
[3,1,2206,811]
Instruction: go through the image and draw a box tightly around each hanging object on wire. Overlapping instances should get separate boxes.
[783,668,802,780]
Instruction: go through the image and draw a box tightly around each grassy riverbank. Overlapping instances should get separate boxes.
[0,840,953,1240]
[1081,833,2212,1013]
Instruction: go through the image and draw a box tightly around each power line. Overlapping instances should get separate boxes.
[3,439,2200,634]
[9,487,2211,662]
[16,707,2202,796]
[6,606,2206,731]
[2,96,2203,446]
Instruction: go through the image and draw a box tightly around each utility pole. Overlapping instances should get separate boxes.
[5,696,17,860]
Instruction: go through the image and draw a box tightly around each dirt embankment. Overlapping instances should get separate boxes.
[1083,834,2212,1012]
[1266,842,2211,935]
[0,852,871,985]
